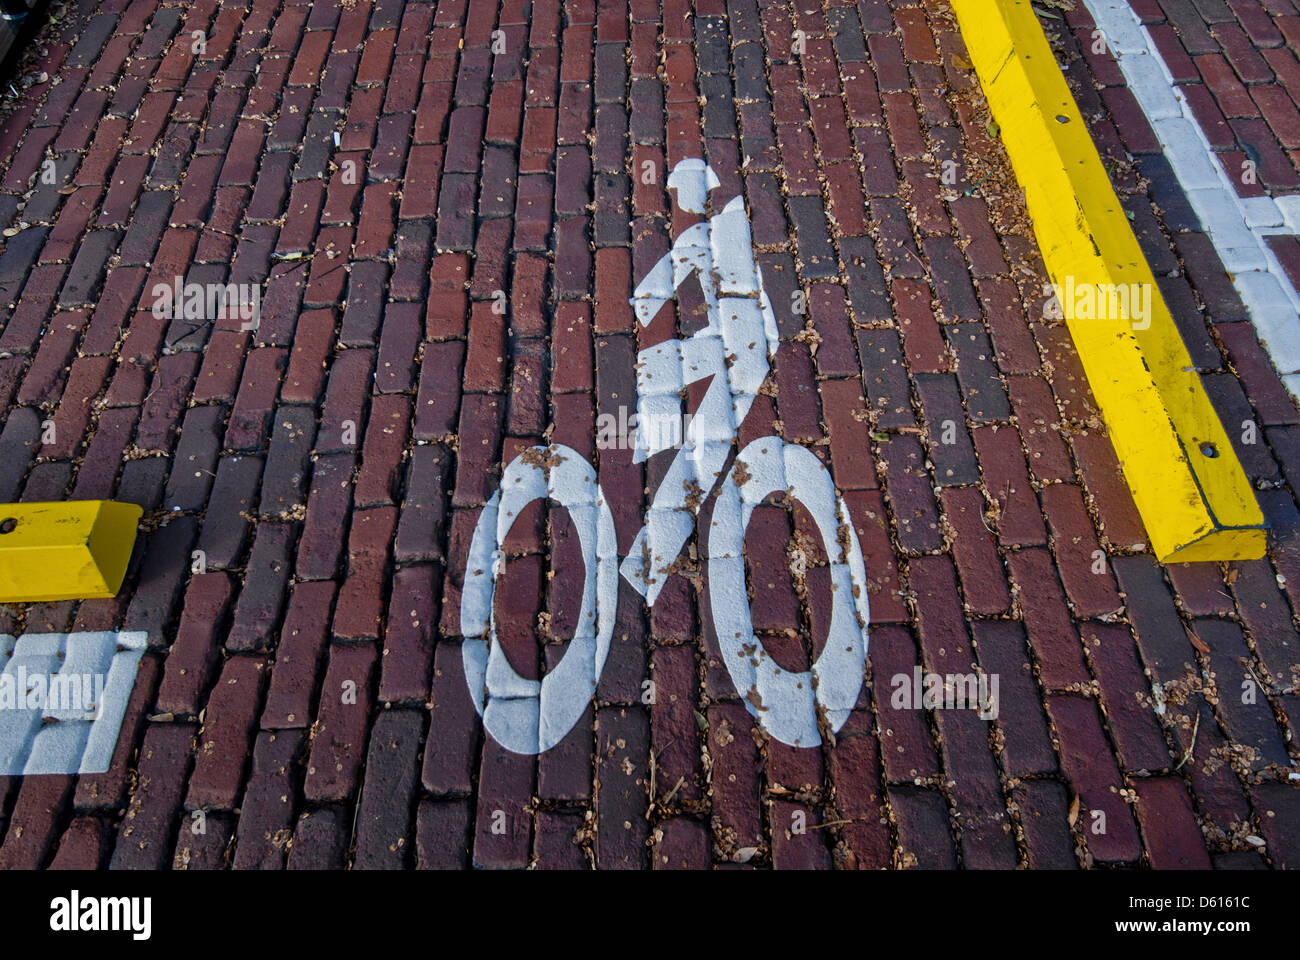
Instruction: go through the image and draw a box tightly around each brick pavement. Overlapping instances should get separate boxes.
[0,0,1293,869]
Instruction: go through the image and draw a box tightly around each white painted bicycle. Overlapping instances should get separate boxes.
[460,160,871,754]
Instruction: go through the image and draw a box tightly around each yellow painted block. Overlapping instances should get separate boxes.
[0,501,142,602]
[950,0,1266,562]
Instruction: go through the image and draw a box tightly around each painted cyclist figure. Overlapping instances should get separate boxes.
[620,158,782,606]
[460,158,871,755]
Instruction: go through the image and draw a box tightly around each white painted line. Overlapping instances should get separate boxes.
[1082,0,1300,391]
[0,631,147,776]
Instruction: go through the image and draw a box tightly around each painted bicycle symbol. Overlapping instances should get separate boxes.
[460,159,872,754]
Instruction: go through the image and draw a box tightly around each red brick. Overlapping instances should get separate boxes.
[652,817,710,869]
[49,817,112,870]
[354,395,411,506]
[823,714,889,868]
[1070,428,1147,550]
[400,145,444,221]
[289,30,332,86]
[1083,622,1171,770]
[1196,53,1259,118]
[231,730,306,869]
[808,284,858,378]
[296,453,356,581]
[706,703,763,859]
[1012,780,1078,868]
[303,641,379,802]
[427,254,470,339]
[281,309,335,405]
[941,486,1011,615]
[333,506,398,640]
[818,378,878,491]
[842,62,882,124]
[1046,694,1143,863]
[1007,548,1091,689]
[225,347,285,451]
[376,303,422,394]
[893,278,947,373]
[869,624,943,782]
[0,775,73,869]
[1253,84,1300,147]
[1009,375,1075,483]
[469,739,534,869]
[187,655,268,810]
[414,340,466,439]
[823,161,868,236]
[1132,775,1213,867]
[520,106,557,175]
[1214,22,1273,83]
[260,581,336,729]
[842,490,907,623]
[971,621,1058,777]
[1041,483,1122,617]
[110,723,198,869]
[317,348,374,453]
[889,786,957,868]
[156,573,235,716]
[971,425,1047,547]
[880,434,941,553]
[594,247,633,334]
[353,710,424,869]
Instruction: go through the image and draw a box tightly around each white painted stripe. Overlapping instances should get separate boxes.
[0,631,147,776]
[1082,0,1300,393]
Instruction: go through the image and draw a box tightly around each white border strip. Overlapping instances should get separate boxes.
[0,631,147,776]
[1083,0,1300,397]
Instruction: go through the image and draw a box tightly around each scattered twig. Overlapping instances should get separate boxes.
[1175,712,1200,771]
[660,776,686,807]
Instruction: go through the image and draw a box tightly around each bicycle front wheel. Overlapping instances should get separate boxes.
[707,436,871,747]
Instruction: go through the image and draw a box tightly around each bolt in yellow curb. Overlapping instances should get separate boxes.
[950,0,1266,562]
[0,501,142,602]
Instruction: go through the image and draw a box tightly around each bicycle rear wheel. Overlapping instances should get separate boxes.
[460,445,618,755]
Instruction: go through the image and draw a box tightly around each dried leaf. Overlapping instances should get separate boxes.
[1187,627,1211,655]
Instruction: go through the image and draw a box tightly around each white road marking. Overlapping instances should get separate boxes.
[1082,0,1300,396]
[460,159,872,753]
[461,447,618,755]
[621,192,779,606]
[0,631,147,776]
[709,439,871,746]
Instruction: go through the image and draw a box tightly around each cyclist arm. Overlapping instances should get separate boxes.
[630,221,712,327]
[631,252,673,327]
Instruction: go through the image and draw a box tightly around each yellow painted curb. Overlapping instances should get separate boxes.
[950,0,1265,562]
[0,501,142,602]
